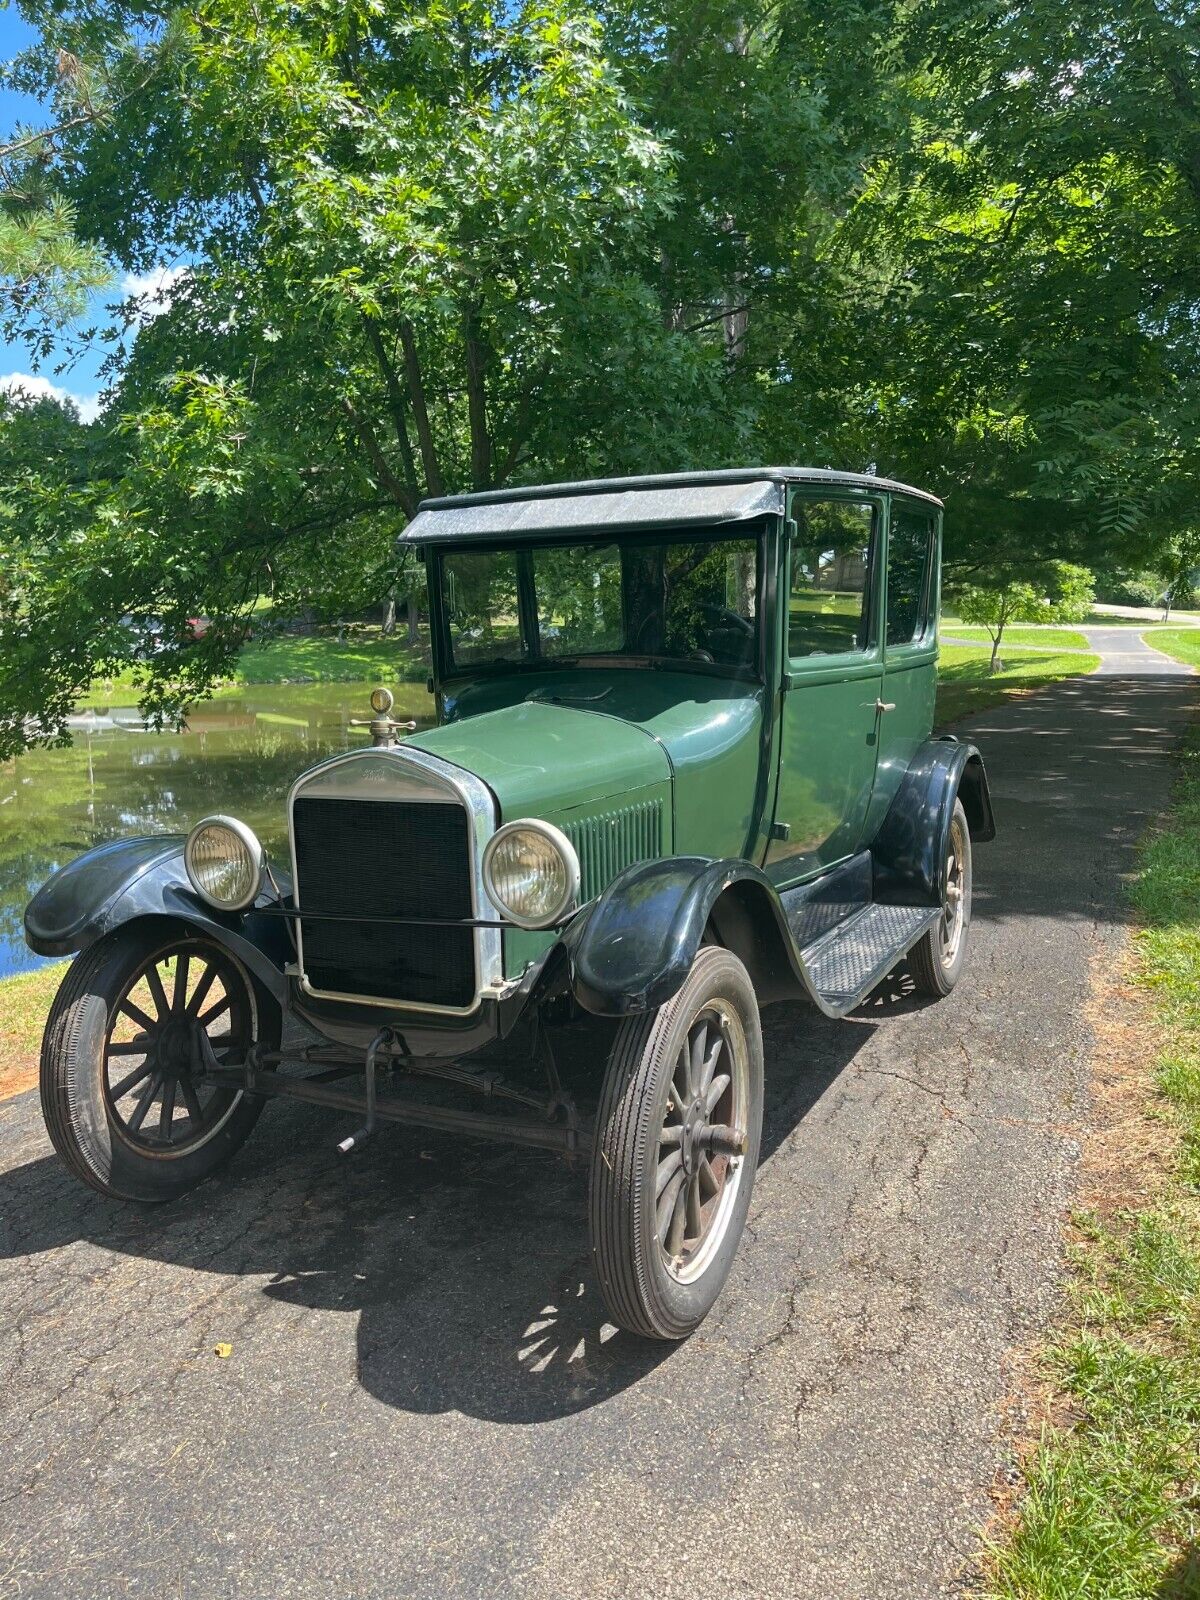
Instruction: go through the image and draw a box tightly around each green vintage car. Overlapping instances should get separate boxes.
[26,469,994,1340]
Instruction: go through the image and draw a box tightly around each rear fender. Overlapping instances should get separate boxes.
[872,736,995,905]
[560,856,816,1017]
[24,837,291,1001]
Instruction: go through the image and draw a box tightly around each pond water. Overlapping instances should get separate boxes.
[0,683,435,981]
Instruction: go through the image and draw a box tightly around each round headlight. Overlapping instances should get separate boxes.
[483,819,580,930]
[184,815,264,912]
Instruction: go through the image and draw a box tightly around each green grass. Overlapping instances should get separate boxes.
[935,644,1101,725]
[939,625,1091,651]
[1143,630,1200,671]
[0,962,66,1098]
[987,735,1200,1599]
[230,631,427,684]
[80,628,430,709]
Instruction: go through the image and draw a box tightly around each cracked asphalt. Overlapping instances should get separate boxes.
[1,668,1195,1600]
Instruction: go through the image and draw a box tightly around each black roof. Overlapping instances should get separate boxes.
[400,467,942,545]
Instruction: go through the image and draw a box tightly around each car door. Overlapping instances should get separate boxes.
[863,497,940,839]
[764,491,883,887]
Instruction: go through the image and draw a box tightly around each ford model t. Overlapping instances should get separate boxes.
[27,469,993,1340]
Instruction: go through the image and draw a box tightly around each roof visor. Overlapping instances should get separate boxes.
[401,480,785,545]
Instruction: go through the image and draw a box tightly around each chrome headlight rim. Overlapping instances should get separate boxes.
[482,818,580,931]
[184,814,265,913]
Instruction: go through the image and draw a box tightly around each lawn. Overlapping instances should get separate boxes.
[987,734,1200,1599]
[81,627,430,709]
[939,625,1091,651]
[935,644,1101,725]
[1142,629,1200,671]
[0,962,65,1100]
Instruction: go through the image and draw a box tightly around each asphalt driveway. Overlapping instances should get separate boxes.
[1,667,1195,1600]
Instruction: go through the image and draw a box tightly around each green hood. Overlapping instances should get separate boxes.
[408,700,671,829]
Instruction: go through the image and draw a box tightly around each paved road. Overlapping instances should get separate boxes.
[1,669,1195,1600]
[1083,626,1196,677]
[942,627,1197,674]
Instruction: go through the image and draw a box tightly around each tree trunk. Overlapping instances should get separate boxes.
[399,320,444,497]
[989,627,1002,673]
[406,594,419,646]
[463,304,493,490]
[381,593,396,635]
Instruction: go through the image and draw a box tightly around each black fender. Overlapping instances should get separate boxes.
[24,836,292,1002]
[560,855,820,1018]
[871,736,995,906]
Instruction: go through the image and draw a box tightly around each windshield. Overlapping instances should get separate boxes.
[439,534,761,676]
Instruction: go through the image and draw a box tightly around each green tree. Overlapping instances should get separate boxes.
[954,562,1095,671]
[0,0,744,756]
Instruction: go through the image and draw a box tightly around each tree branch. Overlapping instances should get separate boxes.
[463,302,492,490]
[359,317,422,506]
[340,398,417,518]
[398,319,444,496]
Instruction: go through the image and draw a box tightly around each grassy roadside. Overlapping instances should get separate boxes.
[940,626,1091,651]
[987,735,1200,1599]
[936,644,1101,726]
[0,963,65,1100]
[1144,630,1200,672]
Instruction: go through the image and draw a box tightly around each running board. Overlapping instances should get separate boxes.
[800,903,941,1016]
[777,854,942,1018]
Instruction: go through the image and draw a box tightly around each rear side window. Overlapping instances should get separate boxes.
[788,500,875,658]
[886,506,935,647]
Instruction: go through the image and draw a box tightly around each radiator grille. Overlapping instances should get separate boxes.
[291,795,476,1008]
[566,799,664,903]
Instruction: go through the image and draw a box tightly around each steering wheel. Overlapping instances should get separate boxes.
[699,602,754,638]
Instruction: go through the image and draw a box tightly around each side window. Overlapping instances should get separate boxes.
[788,499,875,658]
[886,506,934,647]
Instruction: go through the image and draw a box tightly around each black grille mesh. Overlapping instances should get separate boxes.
[292,796,476,1007]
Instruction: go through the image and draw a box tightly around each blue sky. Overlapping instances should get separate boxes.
[0,6,179,419]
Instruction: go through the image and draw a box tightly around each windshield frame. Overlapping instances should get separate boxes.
[428,523,771,689]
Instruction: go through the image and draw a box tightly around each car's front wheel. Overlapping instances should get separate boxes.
[589,947,764,1340]
[40,923,279,1202]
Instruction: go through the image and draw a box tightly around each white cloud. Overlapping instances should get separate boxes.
[121,264,189,323]
[0,372,102,423]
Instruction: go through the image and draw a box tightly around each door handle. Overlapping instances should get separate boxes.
[862,698,896,713]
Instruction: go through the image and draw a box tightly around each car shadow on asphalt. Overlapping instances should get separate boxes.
[0,986,927,1423]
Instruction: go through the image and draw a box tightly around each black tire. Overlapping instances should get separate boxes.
[908,798,972,997]
[40,922,280,1202]
[589,946,764,1340]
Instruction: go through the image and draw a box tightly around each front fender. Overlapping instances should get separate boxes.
[872,736,995,905]
[25,836,292,1001]
[560,855,818,1018]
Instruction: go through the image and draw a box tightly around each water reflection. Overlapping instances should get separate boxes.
[0,683,435,980]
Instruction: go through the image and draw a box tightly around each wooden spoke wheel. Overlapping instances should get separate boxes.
[908,798,973,997]
[41,924,280,1201]
[590,947,764,1341]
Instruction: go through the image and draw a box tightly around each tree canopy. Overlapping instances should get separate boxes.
[0,0,1197,753]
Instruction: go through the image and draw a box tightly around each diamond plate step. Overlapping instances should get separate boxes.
[803,902,941,1011]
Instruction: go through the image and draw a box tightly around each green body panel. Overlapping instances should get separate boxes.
[412,698,672,977]
[765,657,882,884]
[411,699,670,819]
[865,497,941,837]
[867,650,937,839]
[430,671,764,976]
[444,668,764,861]
[764,487,885,886]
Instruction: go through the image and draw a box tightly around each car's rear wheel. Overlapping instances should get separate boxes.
[908,799,972,996]
[589,947,764,1340]
[40,923,279,1201]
